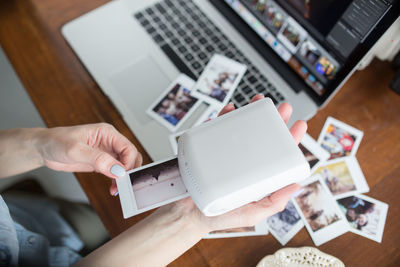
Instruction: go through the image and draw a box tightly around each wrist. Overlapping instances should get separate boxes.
[24,127,47,168]
[153,198,212,237]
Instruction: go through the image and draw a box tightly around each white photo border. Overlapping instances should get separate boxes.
[116,156,189,219]
[146,74,201,132]
[317,116,364,159]
[300,133,330,173]
[314,156,369,199]
[191,54,247,108]
[292,174,349,246]
[338,194,388,243]
[266,199,304,246]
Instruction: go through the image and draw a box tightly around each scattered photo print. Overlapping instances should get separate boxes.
[292,175,348,246]
[318,117,363,160]
[147,74,201,132]
[299,134,330,172]
[337,195,388,243]
[191,54,247,107]
[266,200,304,245]
[314,157,369,198]
[295,179,340,232]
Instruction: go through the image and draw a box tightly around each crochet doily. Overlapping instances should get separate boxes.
[256,247,345,267]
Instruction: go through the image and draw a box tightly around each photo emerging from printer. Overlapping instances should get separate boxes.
[130,158,187,209]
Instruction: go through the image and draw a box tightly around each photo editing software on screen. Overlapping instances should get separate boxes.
[225,0,394,96]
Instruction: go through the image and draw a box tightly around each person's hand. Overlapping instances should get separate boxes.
[164,94,306,232]
[35,123,142,195]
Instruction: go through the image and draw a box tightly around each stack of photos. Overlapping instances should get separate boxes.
[147,54,246,133]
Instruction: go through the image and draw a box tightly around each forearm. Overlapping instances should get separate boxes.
[75,201,210,267]
[0,128,45,178]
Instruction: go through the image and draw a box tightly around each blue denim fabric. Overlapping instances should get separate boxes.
[0,195,82,267]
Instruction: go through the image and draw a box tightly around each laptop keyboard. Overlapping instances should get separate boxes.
[134,0,285,107]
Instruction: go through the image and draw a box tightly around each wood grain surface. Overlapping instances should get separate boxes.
[1,1,399,266]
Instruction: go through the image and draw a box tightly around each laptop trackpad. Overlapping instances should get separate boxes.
[110,55,171,124]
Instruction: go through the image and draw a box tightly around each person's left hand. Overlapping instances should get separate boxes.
[158,94,306,233]
[35,123,142,195]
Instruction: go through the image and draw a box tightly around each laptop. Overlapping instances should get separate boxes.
[62,0,400,161]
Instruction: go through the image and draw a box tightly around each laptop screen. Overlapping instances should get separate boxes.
[222,0,398,104]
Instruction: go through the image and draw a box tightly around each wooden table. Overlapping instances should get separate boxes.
[1,0,399,266]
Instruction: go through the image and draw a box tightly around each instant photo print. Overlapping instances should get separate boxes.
[118,98,310,218]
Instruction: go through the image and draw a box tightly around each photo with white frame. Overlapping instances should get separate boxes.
[292,174,349,246]
[313,156,369,199]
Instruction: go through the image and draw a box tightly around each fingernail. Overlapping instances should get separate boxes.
[228,102,234,106]
[110,164,126,178]
[291,188,304,198]
[113,191,119,197]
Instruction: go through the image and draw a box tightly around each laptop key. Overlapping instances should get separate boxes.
[242,86,252,94]
[178,29,186,36]
[153,34,164,43]
[192,61,201,70]
[184,37,193,44]
[199,37,207,44]
[191,44,200,52]
[134,12,144,20]
[145,8,154,15]
[198,52,207,60]
[226,51,234,58]
[185,54,194,61]
[147,27,156,34]
[218,43,227,51]
[140,19,150,27]
[155,3,166,13]
[234,94,245,103]
[248,75,257,84]
[171,38,180,45]
[255,84,266,93]
[161,44,197,80]
[178,46,187,53]
[205,45,215,52]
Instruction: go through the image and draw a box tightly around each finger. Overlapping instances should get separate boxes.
[250,94,264,103]
[256,184,301,214]
[218,103,235,116]
[277,103,293,124]
[106,128,139,170]
[289,120,307,144]
[73,144,126,179]
[110,179,118,196]
[134,152,143,168]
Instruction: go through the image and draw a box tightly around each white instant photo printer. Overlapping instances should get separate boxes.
[178,98,310,216]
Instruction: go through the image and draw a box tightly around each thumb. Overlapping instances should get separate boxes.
[78,145,127,179]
